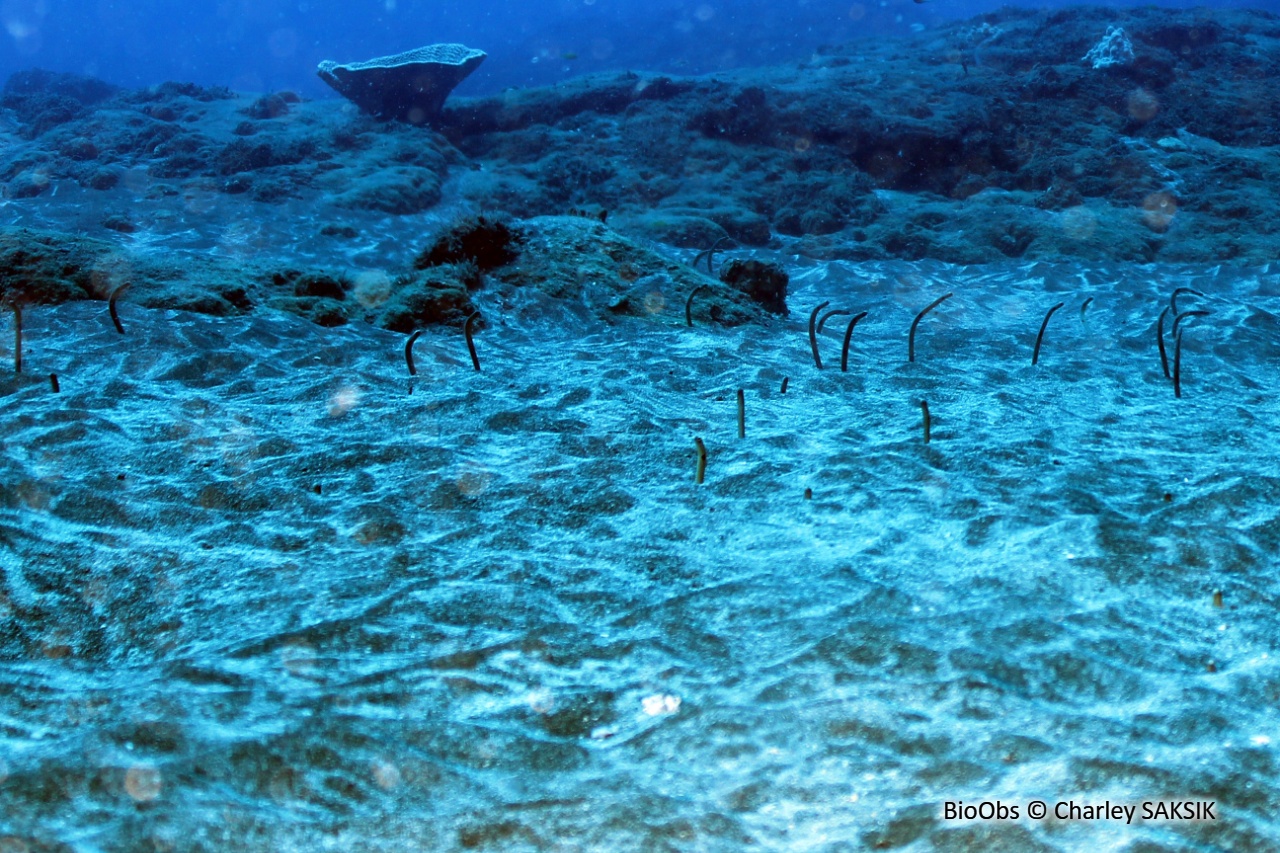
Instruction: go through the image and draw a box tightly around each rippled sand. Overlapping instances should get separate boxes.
[2,257,1278,851]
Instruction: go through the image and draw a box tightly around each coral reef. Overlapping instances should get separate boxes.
[2,5,1279,281]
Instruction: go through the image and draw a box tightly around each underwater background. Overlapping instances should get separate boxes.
[3,0,1280,851]
[2,0,1273,95]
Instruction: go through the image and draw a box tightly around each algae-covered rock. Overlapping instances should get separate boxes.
[415,215,521,271]
[718,259,788,316]
[490,215,775,327]
[376,264,479,332]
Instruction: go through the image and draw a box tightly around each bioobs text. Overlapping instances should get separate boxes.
[942,801,1019,821]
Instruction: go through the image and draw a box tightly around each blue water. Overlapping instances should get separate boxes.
[3,0,1269,98]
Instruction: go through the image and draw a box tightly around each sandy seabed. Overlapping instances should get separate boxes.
[1,255,1279,851]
